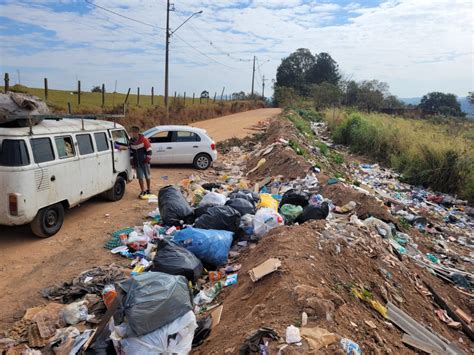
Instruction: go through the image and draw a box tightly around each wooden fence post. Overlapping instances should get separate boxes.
[124,88,131,105]
[44,78,48,100]
[200,96,202,104]
[183,92,186,106]
[101,83,105,107]
[137,87,140,106]
[67,102,72,114]
[213,92,216,103]
[151,86,154,105]
[174,91,177,104]
[77,80,81,105]
[4,73,9,92]
[207,96,210,105]
[192,93,195,105]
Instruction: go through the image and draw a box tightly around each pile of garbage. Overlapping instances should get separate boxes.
[1,115,472,354]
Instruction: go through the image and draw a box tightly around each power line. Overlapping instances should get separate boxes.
[175,10,253,63]
[173,33,241,70]
[84,0,165,30]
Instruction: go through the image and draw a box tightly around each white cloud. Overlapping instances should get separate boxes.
[0,0,472,97]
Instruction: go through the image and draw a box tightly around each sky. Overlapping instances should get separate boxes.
[0,0,472,98]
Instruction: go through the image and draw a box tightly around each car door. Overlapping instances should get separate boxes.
[173,130,202,163]
[148,130,173,164]
[110,128,131,179]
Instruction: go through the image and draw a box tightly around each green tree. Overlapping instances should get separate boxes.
[306,52,341,85]
[468,92,474,105]
[341,80,359,106]
[275,48,315,95]
[311,82,342,109]
[356,80,388,112]
[383,95,404,108]
[273,86,298,107]
[419,92,464,117]
[91,85,102,93]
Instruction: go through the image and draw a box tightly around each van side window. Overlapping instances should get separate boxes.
[94,132,109,152]
[150,131,172,143]
[31,138,55,163]
[111,130,128,146]
[77,134,94,155]
[55,136,75,159]
[175,131,201,142]
[0,139,30,166]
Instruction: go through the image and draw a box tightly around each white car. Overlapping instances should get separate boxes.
[143,125,217,169]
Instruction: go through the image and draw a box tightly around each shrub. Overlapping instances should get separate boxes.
[9,84,29,93]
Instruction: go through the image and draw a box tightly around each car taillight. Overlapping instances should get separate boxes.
[9,194,18,216]
[211,143,216,150]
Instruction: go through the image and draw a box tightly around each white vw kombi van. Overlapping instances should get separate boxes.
[0,117,132,237]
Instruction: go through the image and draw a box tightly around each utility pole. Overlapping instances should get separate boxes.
[262,75,267,99]
[164,0,171,119]
[251,55,256,97]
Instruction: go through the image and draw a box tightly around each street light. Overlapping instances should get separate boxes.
[164,4,203,118]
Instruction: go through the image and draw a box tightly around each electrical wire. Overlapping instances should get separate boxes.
[174,10,253,63]
[84,0,165,30]
[172,33,242,70]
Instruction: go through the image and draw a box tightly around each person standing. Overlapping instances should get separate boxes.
[129,126,152,197]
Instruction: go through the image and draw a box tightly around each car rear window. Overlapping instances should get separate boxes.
[175,131,201,142]
[31,137,55,163]
[0,139,30,166]
[77,134,94,155]
[150,131,172,143]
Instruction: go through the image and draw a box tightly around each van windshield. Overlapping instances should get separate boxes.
[0,139,30,166]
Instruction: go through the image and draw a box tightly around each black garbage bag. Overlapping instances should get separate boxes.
[150,240,203,283]
[159,185,195,226]
[225,198,256,216]
[114,272,192,337]
[194,206,241,232]
[201,182,223,191]
[229,189,259,205]
[279,189,310,210]
[295,202,329,223]
[194,205,213,218]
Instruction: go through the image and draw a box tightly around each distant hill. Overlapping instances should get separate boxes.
[400,96,474,118]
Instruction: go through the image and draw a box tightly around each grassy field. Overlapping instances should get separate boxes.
[2,84,227,112]
[324,108,474,201]
[1,84,265,130]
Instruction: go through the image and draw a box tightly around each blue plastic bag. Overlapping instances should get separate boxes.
[172,228,233,267]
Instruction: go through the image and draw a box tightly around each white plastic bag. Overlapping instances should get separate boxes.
[120,311,197,355]
[199,192,227,207]
[286,325,301,344]
[61,301,89,325]
[253,208,284,238]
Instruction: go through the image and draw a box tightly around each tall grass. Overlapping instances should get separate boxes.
[325,109,474,201]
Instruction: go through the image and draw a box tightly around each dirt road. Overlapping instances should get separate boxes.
[0,108,280,330]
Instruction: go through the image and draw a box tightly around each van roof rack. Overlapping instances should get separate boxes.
[0,113,126,134]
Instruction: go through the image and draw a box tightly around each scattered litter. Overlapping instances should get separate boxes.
[249,258,282,282]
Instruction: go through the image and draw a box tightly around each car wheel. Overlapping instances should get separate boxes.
[106,176,126,201]
[193,153,211,170]
[30,203,65,238]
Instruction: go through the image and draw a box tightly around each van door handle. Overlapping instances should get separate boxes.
[193,145,198,148]
[166,147,173,150]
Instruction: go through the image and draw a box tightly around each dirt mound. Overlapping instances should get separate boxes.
[195,220,472,354]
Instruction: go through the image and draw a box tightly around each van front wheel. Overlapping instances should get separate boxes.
[106,176,126,201]
[31,203,65,238]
